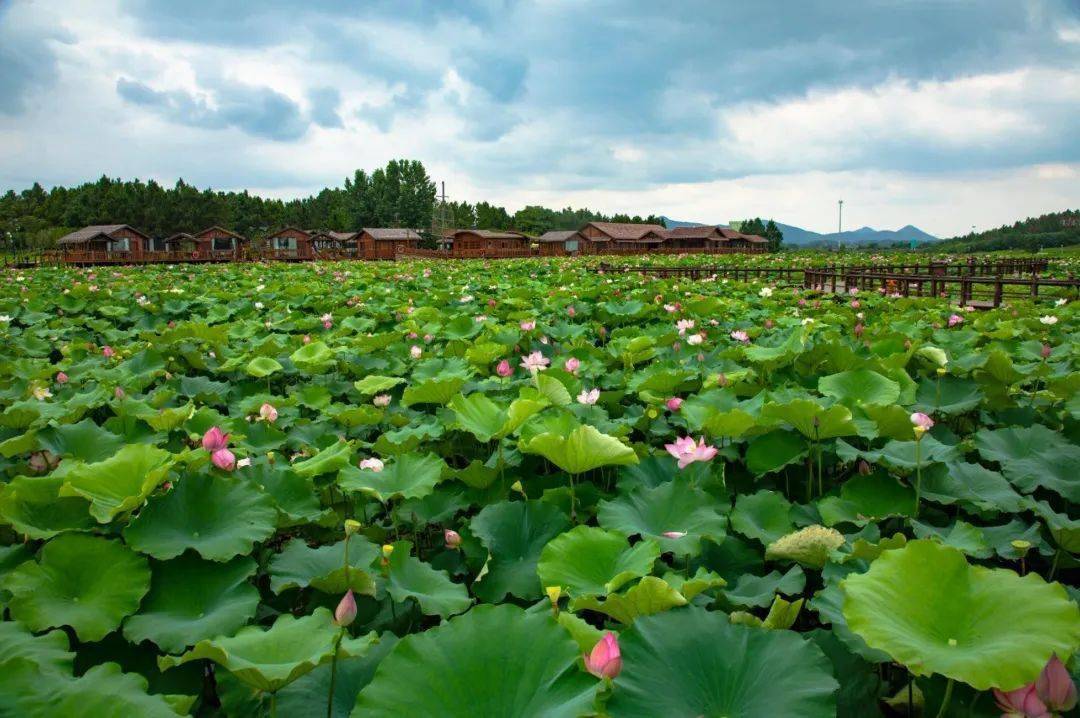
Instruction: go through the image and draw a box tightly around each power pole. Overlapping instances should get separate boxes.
[838,199,843,251]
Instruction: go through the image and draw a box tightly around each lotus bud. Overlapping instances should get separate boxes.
[857,459,872,476]
[567,305,575,317]
[584,632,622,679]
[114,386,125,399]
[1041,344,1052,360]
[334,590,357,627]
[102,345,115,358]
[1036,654,1077,711]
[410,345,422,359]
[259,403,278,422]
[56,371,68,384]
[910,412,934,438]
[564,357,581,374]
[28,451,49,474]
[496,359,513,377]
[666,397,683,412]
[373,394,391,407]
[303,334,311,344]
[662,531,687,539]
[202,426,229,452]
[444,529,461,549]
[211,448,236,471]
[344,519,362,537]
[511,480,525,497]
[853,323,864,338]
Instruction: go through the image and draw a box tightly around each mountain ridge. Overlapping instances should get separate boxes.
[660,216,938,246]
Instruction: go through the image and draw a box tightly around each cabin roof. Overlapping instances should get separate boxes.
[56,224,150,245]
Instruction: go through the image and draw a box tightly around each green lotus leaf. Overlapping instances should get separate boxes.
[570,576,688,623]
[293,440,354,478]
[274,634,399,718]
[975,424,1080,502]
[159,607,377,693]
[268,537,379,595]
[730,489,794,545]
[245,356,284,378]
[383,540,471,618]
[725,565,806,608]
[401,377,466,407]
[1031,500,1080,553]
[818,369,900,406]
[745,430,807,476]
[123,554,260,653]
[469,500,571,601]
[523,424,638,475]
[662,566,728,600]
[917,461,1025,513]
[124,472,278,561]
[536,373,572,406]
[0,473,96,539]
[289,341,336,373]
[606,607,838,718]
[352,604,596,718]
[137,402,196,432]
[701,407,756,438]
[352,375,405,395]
[245,459,325,525]
[337,452,445,502]
[597,479,727,556]
[35,418,124,462]
[0,621,74,675]
[449,392,507,442]
[817,473,916,526]
[4,661,184,718]
[842,539,1080,690]
[537,525,660,598]
[7,534,150,641]
[912,376,984,415]
[911,520,993,559]
[761,400,858,439]
[57,443,175,522]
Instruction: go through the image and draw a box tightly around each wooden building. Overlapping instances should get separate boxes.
[358,228,423,260]
[665,226,727,250]
[579,222,668,253]
[718,228,768,249]
[194,226,247,259]
[265,227,313,260]
[150,232,200,254]
[537,230,583,256]
[311,231,360,258]
[446,229,530,258]
[56,225,152,258]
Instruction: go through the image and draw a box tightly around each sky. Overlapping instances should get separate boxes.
[1,0,1078,237]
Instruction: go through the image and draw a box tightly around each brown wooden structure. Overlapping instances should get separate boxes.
[56,225,152,261]
[537,230,583,256]
[446,229,531,258]
[194,226,247,260]
[579,222,668,253]
[359,228,423,260]
[263,227,314,260]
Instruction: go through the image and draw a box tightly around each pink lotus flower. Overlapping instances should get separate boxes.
[577,388,600,405]
[259,403,278,422]
[496,359,513,377]
[662,531,687,539]
[303,334,312,344]
[114,387,125,399]
[850,299,861,309]
[994,684,1050,718]
[444,529,461,549]
[359,457,384,472]
[211,448,236,471]
[1036,654,1077,712]
[56,371,68,384]
[730,330,749,343]
[665,436,718,469]
[567,306,576,317]
[520,351,550,372]
[520,320,535,331]
[686,333,704,346]
[910,412,934,431]
[1041,344,1052,360]
[102,345,115,358]
[410,345,422,359]
[323,320,332,329]
[584,632,622,679]
[564,357,581,374]
[676,319,695,335]
[373,394,391,407]
[948,314,964,327]
[202,427,229,453]
[334,590,357,627]
[854,323,864,338]
[666,397,683,411]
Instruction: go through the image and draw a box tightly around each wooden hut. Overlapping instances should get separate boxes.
[665,226,727,251]
[56,225,151,259]
[537,230,583,256]
[358,228,424,260]
[264,227,313,260]
[579,222,668,253]
[718,228,768,251]
[151,232,200,255]
[194,226,247,259]
[311,231,360,258]
[447,229,530,258]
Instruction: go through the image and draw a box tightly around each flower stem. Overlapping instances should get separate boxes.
[913,439,923,519]
[934,678,954,718]
[326,629,344,718]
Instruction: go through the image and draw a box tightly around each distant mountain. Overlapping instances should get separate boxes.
[661,216,938,246]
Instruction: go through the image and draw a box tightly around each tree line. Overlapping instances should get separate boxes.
[732,217,784,251]
[930,210,1079,252]
[0,160,664,249]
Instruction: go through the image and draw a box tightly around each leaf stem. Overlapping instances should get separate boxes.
[935,678,954,718]
[913,438,923,519]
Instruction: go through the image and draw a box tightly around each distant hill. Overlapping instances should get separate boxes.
[931,210,1079,252]
[660,216,938,246]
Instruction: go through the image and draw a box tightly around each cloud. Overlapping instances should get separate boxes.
[0,2,75,115]
[308,87,343,129]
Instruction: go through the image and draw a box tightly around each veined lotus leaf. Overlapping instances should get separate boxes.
[273,634,400,718]
[245,356,283,378]
[123,554,260,653]
[449,392,508,442]
[570,576,688,623]
[289,341,336,373]
[536,373,572,406]
[745,430,807,476]
[57,443,175,522]
[268,537,379,595]
[662,567,728,600]
[337,452,445,502]
[7,534,150,641]
[724,565,806,608]
[975,424,1080,502]
[761,399,858,439]
[848,533,908,563]
[557,610,605,652]
[911,520,992,559]
[537,525,659,598]
[607,607,837,718]
[0,473,97,539]
[523,424,638,475]
[912,376,984,415]
[401,377,466,407]
[702,407,756,438]
[730,489,794,545]
[818,369,901,406]
[293,440,354,478]
[859,404,916,441]
[123,472,278,561]
[245,459,324,526]
[35,418,124,462]
[352,375,404,396]
[3,661,183,718]
[817,474,917,526]
[159,607,377,693]
[917,461,1025,513]
[383,540,471,618]
[0,621,74,675]
[136,402,195,432]
[1031,500,1080,553]
[352,604,596,718]
[597,479,727,556]
[470,500,571,601]
[766,525,845,568]
[842,540,1080,690]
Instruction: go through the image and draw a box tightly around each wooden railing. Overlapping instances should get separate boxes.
[803,268,1078,307]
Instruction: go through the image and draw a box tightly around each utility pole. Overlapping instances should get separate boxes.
[838,199,843,251]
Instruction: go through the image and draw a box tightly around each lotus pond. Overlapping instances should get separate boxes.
[0,257,1078,717]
